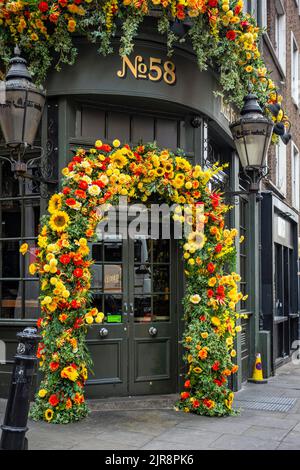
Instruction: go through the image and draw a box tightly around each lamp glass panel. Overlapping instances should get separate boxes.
[0,89,26,146]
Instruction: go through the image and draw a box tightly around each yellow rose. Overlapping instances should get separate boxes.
[38,389,47,398]
[113,139,121,148]
[29,263,37,275]
[20,243,28,255]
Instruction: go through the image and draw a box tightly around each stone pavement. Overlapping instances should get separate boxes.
[1,361,300,450]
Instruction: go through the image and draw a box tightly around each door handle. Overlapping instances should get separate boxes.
[123,302,128,317]
[149,327,158,337]
[99,328,108,338]
[129,303,134,317]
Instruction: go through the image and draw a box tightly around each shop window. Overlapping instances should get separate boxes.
[291,32,299,106]
[292,143,300,210]
[0,161,41,319]
[276,139,287,196]
[274,1,286,72]
[239,197,249,312]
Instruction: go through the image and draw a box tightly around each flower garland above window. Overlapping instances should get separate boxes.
[0,0,288,135]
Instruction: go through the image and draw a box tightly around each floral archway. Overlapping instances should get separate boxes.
[20,140,245,424]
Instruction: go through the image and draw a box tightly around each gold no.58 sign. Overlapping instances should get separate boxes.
[117,55,176,85]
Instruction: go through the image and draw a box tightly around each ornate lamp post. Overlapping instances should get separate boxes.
[230,91,274,193]
[0,46,56,185]
[230,90,275,382]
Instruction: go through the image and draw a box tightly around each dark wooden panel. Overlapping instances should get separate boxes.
[86,339,123,384]
[107,112,130,142]
[80,107,106,139]
[156,119,178,150]
[131,115,154,144]
[134,338,170,382]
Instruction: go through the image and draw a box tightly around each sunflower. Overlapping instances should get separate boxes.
[45,409,54,422]
[49,211,70,233]
[48,194,62,214]
[110,150,128,168]
[156,167,164,177]
[163,162,173,173]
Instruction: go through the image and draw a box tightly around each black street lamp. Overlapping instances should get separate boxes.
[230,91,274,193]
[0,47,56,185]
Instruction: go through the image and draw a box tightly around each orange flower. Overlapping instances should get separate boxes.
[198,348,208,360]
[66,398,72,409]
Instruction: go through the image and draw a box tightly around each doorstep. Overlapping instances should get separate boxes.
[87,394,179,412]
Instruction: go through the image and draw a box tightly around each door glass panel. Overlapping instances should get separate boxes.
[153,239,170,263]
[134,295,152,323]
[91,264,103,290]
[133,236,171,323]
[104,264,122,293]
[153,266,169,293]
[104,294,123,323]
[153,295,170,322]
[92,244,103,262]
[104,242,122,262]
[134,264,151,295]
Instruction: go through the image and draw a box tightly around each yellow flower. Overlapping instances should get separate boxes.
[61,366,79,382]
[29,263,37,275]
[110,150,128,168]
[38,389,47,398]
[113,139,121,148]
[95,312,105,323]
[231,349,237,358]
[49,211,70,233]
[193,367,203,374]
[45,409,54,422]
[48,194,62,214]
[211,316,221,327]
[201,332,209,339]
[95,140,103,148]
[20,243,28,255]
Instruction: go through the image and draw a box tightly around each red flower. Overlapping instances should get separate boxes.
[215,243,223,253]
[59,254,71,265]
[207,289,214,298]
[78,180,88,190]
[49,394,59,407]
[36,318,43,329]
[62,187,71,195]
[73,268,83,278]
[75,189,86,199]
[181,392,190,400]
[226,30,237,41]
[71,300,80,309]
[184,380,191,389]
[59,0,68,7]
[66,198,76,206]
[208,0,218,6]
[207,262,215,274]
[212,361,220,371]
[203,399,214,409]
[193,400,200,408]
[213,379,223,387]
[38,1,49,13]
[200,315,206,322]
[99,144,111,152]
[74,318,83,329]
[49,12,59,23]
[49,361,59,372]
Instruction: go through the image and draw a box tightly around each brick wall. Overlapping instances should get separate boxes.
[262,0,300,212]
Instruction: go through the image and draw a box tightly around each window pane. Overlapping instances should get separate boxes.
[91,264,103,290]
[153,295,170,322]
[0,281,21,319]
[24,281,40,319]
[1,241,21,278]
[103,265,122,293]
[153,265,169,293]
[153,239,170,263]
[134,295,152,323]
[134,264,151,295]
[104,241,122,262]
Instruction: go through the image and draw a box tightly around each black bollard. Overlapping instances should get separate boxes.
[0,327,41,450]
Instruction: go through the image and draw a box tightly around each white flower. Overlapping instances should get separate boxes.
[88,184,101,196]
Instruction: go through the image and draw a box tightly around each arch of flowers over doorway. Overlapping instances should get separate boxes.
[21,140,245,424]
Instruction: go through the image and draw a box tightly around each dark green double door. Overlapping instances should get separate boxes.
[86,235,179,398]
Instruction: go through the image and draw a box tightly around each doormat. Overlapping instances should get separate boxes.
[234,396,297,413]
[88,395,178,412]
